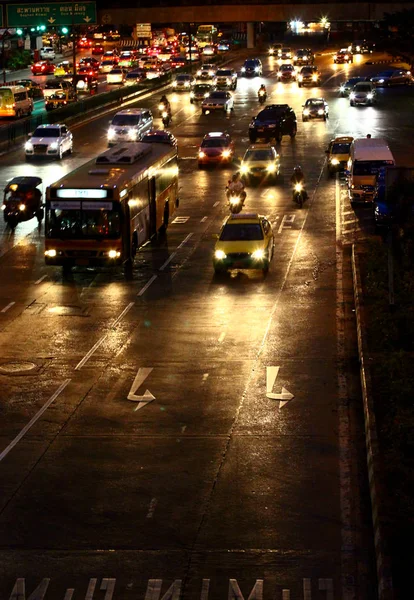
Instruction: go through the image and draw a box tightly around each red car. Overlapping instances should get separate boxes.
[31,60,56,75]
[77,37,93,49]
[92,44,104,55]
[170,56,186,69]
[78,65,99,77]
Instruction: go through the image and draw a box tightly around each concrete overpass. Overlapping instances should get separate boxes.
[98,2,414,26]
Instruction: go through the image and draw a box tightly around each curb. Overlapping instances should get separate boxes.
[351,245,394,600]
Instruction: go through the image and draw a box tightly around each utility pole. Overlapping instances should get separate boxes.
[188,22,193,73]
[71,1,77,101]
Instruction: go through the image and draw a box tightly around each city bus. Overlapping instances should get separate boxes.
[196,25,218,48]
[44,142,179,271]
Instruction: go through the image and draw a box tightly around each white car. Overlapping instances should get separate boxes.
[173,74,195,91]
[202,45,216,56]
[196,64,216,81]
[39,47,56,60]
[100,59,118,73]
[25,124,73,161]
[201,90,234,114]
[107,68,126,84]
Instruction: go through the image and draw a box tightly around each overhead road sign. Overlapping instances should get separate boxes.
[6,2,97,27]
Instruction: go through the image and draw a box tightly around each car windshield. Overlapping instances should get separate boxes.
[33,128,59,137]
[111,115,139,126]
[281,65,293,71]
[142,134,169,143]
[177,76,190,81]
[332,143,351,154]
[307,100,324,107]
[353,160,394,175]
[210,92,227,99]
[195,85,211,92]
[354,84,372,92]
[220,223,264,241]
[376,71,395,77]
[46,203,121,240]
[45,81,61,88]
[217,70,232,76]
[244,150,273,161]
[102,60,115,65]
[302,68,313,73]
[346,78,364,85]
[202,139,227,148]
[110,69,122,73]
[244,60,256,67]
[258,107,286,119]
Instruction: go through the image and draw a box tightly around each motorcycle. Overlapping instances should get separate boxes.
[158,102,171,118]
[226,186,246,214]
[292,182,307,208]
[161,111,171,128]
[258,89,267,104]
[2,176,43,230]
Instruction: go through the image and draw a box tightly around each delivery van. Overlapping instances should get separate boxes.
[347,138,395,203]
[0,86,33,118]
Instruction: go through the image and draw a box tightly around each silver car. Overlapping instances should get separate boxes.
[350,82,377,106]
[25,124,73,161]
[201,90,234,114]
[190,83,214,103]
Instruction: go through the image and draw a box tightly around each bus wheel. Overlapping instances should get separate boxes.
[131,232,138,257]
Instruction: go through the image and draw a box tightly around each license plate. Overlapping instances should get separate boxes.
[76,259,89,266]
[232,262,244,268]
[257,128,264,132]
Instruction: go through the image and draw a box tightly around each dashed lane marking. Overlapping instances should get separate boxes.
[177,233,194,248]
[1,301,15,313]
[160,252,177,271]
[146,498,158,519]
[34,274,47,284]
[200,216,208,222]
[213,201,220,207]
[137,275,157,297]
[278,214,295,234]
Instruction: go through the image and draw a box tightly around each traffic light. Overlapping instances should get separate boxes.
[36,25,46,32]
[61,27,69,35]
[16,28,23,36]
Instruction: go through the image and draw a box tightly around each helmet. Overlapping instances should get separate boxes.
[231,173,239,182]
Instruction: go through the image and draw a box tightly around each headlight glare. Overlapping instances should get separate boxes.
[303,108,310,115]
[25,141,33,151]
[215,250,226,260]
[19,204,26,211]
[240,165,249,174]
[350,92,356,100]
[50,142,58,150]
[108,250,121,258]
[45,249,57,257]
[331,158,340,165]
[267,164,276,173]
[108,128,115,139]
[367,92,373,99]
[252,249,265,260]
[221,150,231,158]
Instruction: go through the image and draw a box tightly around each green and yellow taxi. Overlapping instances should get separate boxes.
[240,143,280,182]
[54,61,74,78]
[325,136,353,176]
[213,213,275,274]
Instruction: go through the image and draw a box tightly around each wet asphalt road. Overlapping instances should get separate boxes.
[0,48,413,600]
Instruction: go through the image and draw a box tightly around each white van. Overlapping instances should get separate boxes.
[0,86,33,118]
[107,108,153,147]
[348,138,395,202]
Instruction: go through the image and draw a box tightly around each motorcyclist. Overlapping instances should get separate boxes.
[290,165,305,186]
[159,95,171,117]
[227,172,246,201]
[258,84,267,98]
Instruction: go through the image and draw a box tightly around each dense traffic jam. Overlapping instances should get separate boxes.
[1,26,412,273]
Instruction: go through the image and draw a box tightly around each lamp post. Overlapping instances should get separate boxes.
[71,1,77,101]
[1,29,11,84]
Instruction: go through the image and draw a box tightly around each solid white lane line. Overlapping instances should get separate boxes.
[200,216,208,222]
[75,334,108,371]
[218,331,226,343]
[213,201,220,207]
[111,302,135,328]
[34,274,47,284]
[137,274,157,296]
[0,378,71,463]
[177,232,194,248]
[160,251,177,271]
[146,497,158,519]
[1,301,15,313]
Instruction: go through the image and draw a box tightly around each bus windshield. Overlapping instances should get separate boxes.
[46,201,121,239]
[353,160,394,175]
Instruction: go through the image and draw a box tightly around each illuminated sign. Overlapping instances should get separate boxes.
[56,189,108,199]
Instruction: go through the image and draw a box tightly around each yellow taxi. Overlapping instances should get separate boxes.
[54,61,74,78]
[325,136,353,176]
[213,213,275,274]
[240,143,280,182]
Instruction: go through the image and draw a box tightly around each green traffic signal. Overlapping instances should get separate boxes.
[16,28,23,36]
[40,25,46,31]
[62,27,69,34]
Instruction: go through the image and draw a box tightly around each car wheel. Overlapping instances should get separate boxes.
[298,83,302,88]
[290,125,297,138]
[262,261,269,275]
[302,117,308,122]
[214,265,226,275]
[25,155,31,162]
[350,101,354,107]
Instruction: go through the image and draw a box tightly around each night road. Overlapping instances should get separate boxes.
[1,46,413,600]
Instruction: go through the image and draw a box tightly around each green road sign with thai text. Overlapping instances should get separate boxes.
[6,2,97,27]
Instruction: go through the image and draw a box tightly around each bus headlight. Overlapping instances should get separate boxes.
[252,249,265,260]
[108,250,121,258]
[19,204,26,211]
[215,250,226,260]
[45,249,57,257]
[108,128,115,139]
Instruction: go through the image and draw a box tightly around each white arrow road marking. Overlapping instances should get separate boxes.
[266,366,294,408]
[128,367,155,410]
